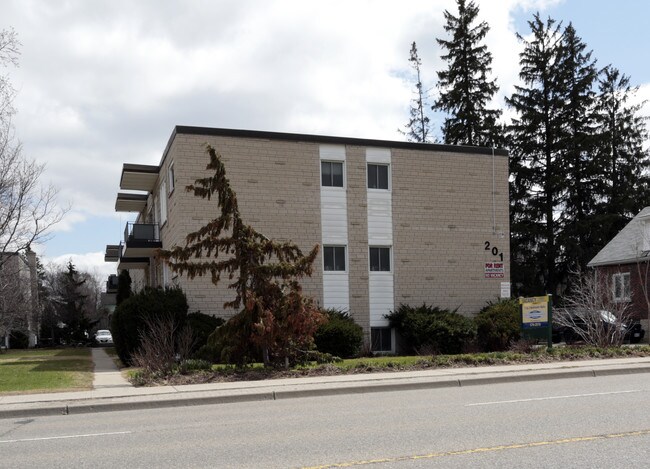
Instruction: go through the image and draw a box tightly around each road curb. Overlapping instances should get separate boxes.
[3,364,650,419]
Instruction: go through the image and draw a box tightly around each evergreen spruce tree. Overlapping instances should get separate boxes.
[116,269,132,306]
[399,41,432,143]
[594,66,650,241]
[57,261,89,342]
[555,24,600,276]
[506,15,566,295]
[434,0,501,146]
[159,145,324,367]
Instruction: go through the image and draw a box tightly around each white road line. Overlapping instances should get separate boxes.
[0,431,132,444]
[466,390,642,407]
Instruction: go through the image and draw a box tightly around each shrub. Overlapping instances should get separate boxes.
[9,330,29,349]
[314,309,364,359]
[386,304,476,355]
[131,313,193,375]
[187,312,225,355]
[475,299,520,352]
[111,287,189,366]
[178,358,212,373]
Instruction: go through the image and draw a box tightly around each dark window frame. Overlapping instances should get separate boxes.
[321,161,344,187]
[371,327,392,352]
[369,247,391,272]
[367,163,389,190]
[323,245,346,271]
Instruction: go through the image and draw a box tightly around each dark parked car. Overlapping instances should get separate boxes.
[552,309,645,344]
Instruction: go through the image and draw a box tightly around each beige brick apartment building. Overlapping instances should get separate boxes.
[106,126,510,352]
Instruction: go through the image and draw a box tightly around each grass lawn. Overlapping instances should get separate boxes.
[0,348,93,395]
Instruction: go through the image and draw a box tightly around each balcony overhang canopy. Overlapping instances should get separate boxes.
[104,245,120,262]
[119,163,159,191]
[115,192,148,212]
[117,257,150,270]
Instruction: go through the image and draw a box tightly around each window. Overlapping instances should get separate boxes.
[168,162,175,194]
[371,327,392,352]
[321,161,344,187]
[612,273,631,302]
[369,247,391,272]
[159,180,167,225]
[367,164,389,189]
[323,246,346,271]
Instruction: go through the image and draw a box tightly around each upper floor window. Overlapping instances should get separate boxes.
[168,162,175,194]
[367,164,389,190]
[612,272,631,302]
[321,161,344,187]
[324,246,346,271]
[369,247,391,272]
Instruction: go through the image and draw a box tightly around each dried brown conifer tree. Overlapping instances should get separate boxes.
[159,145,324,367]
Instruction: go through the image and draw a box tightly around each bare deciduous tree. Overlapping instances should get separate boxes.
[555,270,635,347]
[1,27,67,266]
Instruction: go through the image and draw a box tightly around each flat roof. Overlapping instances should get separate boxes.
[158,125,508,170]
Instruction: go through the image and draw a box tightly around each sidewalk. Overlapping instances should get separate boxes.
[2,353,650,419]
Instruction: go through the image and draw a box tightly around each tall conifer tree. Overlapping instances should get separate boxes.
[506,15,566,295]
[434,0,501,146]
[556,24,599,275]
[594,66,650,240]
[400,41,432,143]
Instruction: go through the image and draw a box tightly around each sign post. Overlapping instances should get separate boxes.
[519,295,553,350]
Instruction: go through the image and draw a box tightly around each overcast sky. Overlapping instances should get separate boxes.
[3,0,650,282]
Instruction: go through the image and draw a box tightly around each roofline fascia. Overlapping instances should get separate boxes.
[157,125,509,170]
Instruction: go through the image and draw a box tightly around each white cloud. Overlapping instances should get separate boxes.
[44,251,116,283]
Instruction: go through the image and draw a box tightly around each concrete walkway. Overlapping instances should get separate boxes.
[2,355,650,419]
[91,348,132,389]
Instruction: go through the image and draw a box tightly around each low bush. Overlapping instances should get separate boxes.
[314,309,364,359]
[178,358,212,373]
[9,330,29,349]
[111,287,189,366]
[475,299,520,352]
[386,304,475,355]
[187,312,225,355]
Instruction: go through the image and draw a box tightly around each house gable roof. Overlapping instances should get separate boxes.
[588,207,650,267]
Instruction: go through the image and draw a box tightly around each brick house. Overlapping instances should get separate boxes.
[588,207,650,336]
[105,126,510,352]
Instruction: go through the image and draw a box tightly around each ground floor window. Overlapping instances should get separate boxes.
[612,272,631,302]
[371,327,392,352]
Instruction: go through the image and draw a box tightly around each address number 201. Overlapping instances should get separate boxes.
[484,241,504,261]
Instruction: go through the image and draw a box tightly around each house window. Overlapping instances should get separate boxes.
[168,162,175,194]
[321,161,344,187]
[371,327,392,352]
[612,273,631,302]
[369,247,391,272]
[323,246,346,271]
[367,164,389,189]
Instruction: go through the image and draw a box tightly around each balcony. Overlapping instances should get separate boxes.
[105,245,120,262]
[122,222,162,258]
[119,163,159,191]
[106,274,119,293]
[115,192,148,212]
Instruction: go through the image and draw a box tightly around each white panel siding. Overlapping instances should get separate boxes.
[320,144,349,311]
[367,191,392,245]
[369,272,394,327]
[367,148,394,327]
[321,190,348,244]
[322,271,350,311]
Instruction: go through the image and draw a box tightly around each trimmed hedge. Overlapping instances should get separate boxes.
[111,287,189,366]
[475,299,521,352]
[386,304,476,355]
[314,309,363,359]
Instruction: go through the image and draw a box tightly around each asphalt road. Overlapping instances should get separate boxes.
[1,373,650,468]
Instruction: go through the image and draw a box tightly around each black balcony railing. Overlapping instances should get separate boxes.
[124,222,160,244]
[106,274,119,293]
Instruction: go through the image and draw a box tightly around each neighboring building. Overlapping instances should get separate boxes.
[588,207,650,336]
[106,126,510,352]
[0,251,39,348]
[99,273,118,328]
